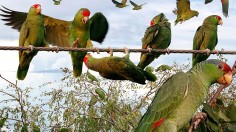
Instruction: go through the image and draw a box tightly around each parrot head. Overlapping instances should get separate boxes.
[83,53,92,67]
[150,13,168,26]
[30,4,41,14]
[198,59,232,86]
[204,15,223,26]
[74,8,90,24]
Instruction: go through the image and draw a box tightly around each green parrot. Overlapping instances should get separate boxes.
[173,0,199,25]
[192,15,223,67]
[112,0,129,8]
[83,53,157,84]
[129,0,147,10]
[135,59,232,131]
[137,13,171,70]
[205,0,229,17]
[0,6,108,78]
[14,4,47,80]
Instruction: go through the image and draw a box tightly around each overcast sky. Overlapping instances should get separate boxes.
[0,0,236,88]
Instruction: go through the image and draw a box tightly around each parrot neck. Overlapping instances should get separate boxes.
[26,14,44,26]
[202,22,218,30]
[188,65,217,89]
[87,57,104,72]
[72,20,89,31]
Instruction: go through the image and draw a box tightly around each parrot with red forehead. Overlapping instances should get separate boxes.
[0,6,108,77]
[135,59,232,131]
[137,13,171,70]
[192,15,223,67]
[83,53,157,84]
[205,0,229,17]
[16,4,48,80]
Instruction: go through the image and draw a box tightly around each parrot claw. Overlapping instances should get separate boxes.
[124,47,129,55]
[147,48,152,53]
[204,49,211,56]
[108,47,113,57]
[165,48,170,54]
[27,45,34,53]
[53,46,60,53]
[213,49,219,56]
[93,47,100,54]
[188,112,207,131]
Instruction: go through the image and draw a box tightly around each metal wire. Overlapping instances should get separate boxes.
[0,46,235,54]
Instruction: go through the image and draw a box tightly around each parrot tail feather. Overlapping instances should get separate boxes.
[152,117,165,130]
[137,63,146,70]
[143,71,157,82]
[17,63,30,80]
[73,61,83,78]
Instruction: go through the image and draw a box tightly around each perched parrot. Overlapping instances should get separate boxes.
[173,0,199,25]
[83,53,157,84]
[129,0,147,10]
[11,4,48,80]
[0,6,109,78]
[192,15,223,67]
[205,0,229,17]
[112,0,129,8]
[135,59,232,131]
[137,13,171,70]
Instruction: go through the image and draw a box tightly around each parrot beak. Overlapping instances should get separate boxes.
[150,20,154,26]
[218,19,223,26]
[82,16,89,24]
[36,6,41,14]
[217,71,232,86]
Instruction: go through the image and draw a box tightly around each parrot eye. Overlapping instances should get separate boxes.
[215,16,221,20]
[218,64,223,70]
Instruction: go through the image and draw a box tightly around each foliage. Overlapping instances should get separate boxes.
[0,58,235,131]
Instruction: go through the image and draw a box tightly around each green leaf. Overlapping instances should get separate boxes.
[88,95,98,107]
[156,64,172,71]
[95,88,106,101]
[87,70,98,82]
[206,119,220,132]
[203,103,219,124]
[227,122,236,132]
[226,103,236,121]
[219,110,231,122]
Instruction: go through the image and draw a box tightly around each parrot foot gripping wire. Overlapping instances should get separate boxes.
[165,48,170,55]
[93,47,100,54]
[188,112,207,132]
[124,47,129,54]
[53,46,60,53]
[108,47,113,56]
[213,49,219,56]
[204,49,211,56]
[28,45,34,52]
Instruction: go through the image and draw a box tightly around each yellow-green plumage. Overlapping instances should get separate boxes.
[0,7,108,78]
[84,53,157,84]
[174,0,199,25]
[17,4,47,80]
[136,59,231,131]
[137,13,171,70]
[192,15,223,67]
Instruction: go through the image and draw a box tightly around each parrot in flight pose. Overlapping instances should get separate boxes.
[135,59,232,131]
[9,4,47,80]
[205,0,229,17]
[83,53,157,84]
[192,15,223,67]
[137,13,171,70]
[173,0,199,25]
[112,0,129,8]
[0,6,109,78]
[129,0,147,10]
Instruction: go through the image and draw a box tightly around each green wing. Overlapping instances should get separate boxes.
[112,0,121,5]
[19,21,29,58]
[221,0,229,17]
[130,0,138,7]
[136,72,188,132]
[192,26,204,57]
[107,56,146,84]
[89,12,109,43]
[205,0,213,4]
[142,24,160,49]
[177,0,191,15]
[0,6,71,47]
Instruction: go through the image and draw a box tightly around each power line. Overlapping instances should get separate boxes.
[0,46,235,55]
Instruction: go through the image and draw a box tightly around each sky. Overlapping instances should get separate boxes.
[0,0,236,89]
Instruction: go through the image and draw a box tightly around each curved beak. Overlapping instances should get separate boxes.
[218,19,223,26]
[217,71,232,86]
[82,16,89,24]
[36,6,41,14]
